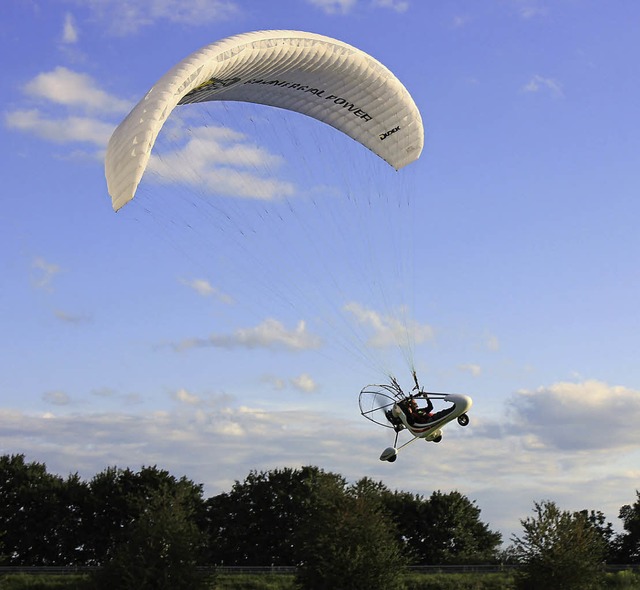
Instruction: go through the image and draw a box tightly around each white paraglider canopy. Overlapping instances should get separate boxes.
[105,29,424,211]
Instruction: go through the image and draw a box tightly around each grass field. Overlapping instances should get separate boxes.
[1,570,639,589]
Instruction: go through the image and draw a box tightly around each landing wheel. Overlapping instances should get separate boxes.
[388,454,397,462]
[433,434,442,443]
[457,413,470,426]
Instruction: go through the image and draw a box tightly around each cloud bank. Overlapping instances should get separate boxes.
[172,319,323,352]
[3,379,639,542]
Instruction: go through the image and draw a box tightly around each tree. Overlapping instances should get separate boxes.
[0,454,87,565]
[421,490,502,564]
[616,491,640,563]
[379,489,427,561]
[93,484,207,590]
[82,465,205,565]
[577,509,617,563]
[511,500,607,590]
[204,467,408,588]
[380,488,502,564]
[0,529,6,565]
[296,476,406,590]
[205,466,346,566]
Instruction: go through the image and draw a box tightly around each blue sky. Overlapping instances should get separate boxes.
[2,0,640,543]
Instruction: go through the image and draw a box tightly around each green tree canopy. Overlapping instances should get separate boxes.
[296,478,407,590]
[511,500,607,590]
[3,452,637,587]
[93,484,208,590]
[0,454,87,565]
[82,464,206,565]
[205,466,346,565]
[616,490,640,563]
[380,488,502,564]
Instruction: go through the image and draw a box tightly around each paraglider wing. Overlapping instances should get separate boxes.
[105,29,424,211]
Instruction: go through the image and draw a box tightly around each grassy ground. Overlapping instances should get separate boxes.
[0,575,92,590]
[1,570,639,590]
[212,574,296,589]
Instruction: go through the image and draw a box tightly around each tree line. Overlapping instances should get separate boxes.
[1,453,639,589]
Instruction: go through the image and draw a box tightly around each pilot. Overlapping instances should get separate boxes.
[405,396,433,425]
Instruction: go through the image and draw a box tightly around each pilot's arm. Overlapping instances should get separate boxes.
[424,396,434,414]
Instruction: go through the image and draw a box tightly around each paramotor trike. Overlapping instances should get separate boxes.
[359,381,473,462]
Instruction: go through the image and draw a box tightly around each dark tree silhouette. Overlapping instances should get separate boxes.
[616,491,640,563]
[511,500,607,590]
[93,485,208,590]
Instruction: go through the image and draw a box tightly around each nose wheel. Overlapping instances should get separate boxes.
[380,446,398,462]
[457,413,470,426]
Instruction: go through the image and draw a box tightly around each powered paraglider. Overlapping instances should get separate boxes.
[105,29,424,211]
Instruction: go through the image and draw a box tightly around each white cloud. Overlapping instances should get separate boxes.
[343,302,434,348]
[5,109,114,146]
[180,278,234,305]
[485,334,500,351]
[306,0,357,15]
[508,380,640,450]
[31,257,61,290]
[149,125,295,200]
[514,0,548,19]
[260,373,318,393]
[261,374,287,390]
[459,363,482,377]
[291,373,318,393]
[174,318,323,352]
[522,74,564,98]
[173,388,201,405]
[307,0,409,14]
[23,67,131,114]
[5,68,130,155]
[80,0,240,35]
[62,13,79,44]
[373,0,409,13]
[0,405,350,492]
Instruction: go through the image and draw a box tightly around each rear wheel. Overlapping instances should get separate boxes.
[457,413,470,426]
